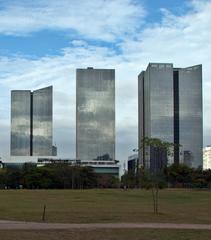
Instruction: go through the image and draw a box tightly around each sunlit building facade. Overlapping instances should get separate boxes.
[11,86,55,156]
[203,146,211,170]
[76,68,115,161]
[138,63,202,169]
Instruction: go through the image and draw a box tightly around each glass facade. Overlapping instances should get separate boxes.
[138,72,145,167]
[11,90,31,156]
[11,86,53,156]
[178,65,202,168]
[32,86,53,156]
[138,63,174,169]
[138,63,203,169]
[76,68,115,161]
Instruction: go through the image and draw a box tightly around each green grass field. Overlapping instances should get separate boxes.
[0,188,211,224]
[0,229,211,240]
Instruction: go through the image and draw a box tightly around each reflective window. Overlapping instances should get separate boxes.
[11,90,31,156]
[76,68,115,161]
[179,65,202,168]
[32,86,53,156]
[11,86,53,156]
[138,63,202,169]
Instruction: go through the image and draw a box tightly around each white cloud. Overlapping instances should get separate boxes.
[0,0,145,41]
[0,44,138,161]
[120,0,211,142]
[1,0,211,163]
[122,0,211,64]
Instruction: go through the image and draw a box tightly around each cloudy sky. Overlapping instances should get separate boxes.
[0,0,211,165]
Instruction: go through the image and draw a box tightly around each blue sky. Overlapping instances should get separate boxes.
[0,0,211,165]
[0,0,191,58]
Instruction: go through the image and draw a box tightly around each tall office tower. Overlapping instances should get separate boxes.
[138,63,202,169]
[11,86,55,156]
[76,68,115,161]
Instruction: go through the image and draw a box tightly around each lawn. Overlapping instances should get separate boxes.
[0,189,210,224]
[0,229,211,240]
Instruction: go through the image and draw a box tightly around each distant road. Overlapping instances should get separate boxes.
[0,221,211,230]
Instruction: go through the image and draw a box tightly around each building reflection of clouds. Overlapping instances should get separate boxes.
[11,86,53,156]
[33,86,53,156]
[76,69,115,161]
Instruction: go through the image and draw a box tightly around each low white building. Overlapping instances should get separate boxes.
[203,146,211,170]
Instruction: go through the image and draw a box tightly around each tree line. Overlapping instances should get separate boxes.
[0,164,119,189]
[122,164,211,189]
[0,162,211,190]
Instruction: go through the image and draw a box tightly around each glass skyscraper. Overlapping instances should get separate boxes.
[11,86,54,156]
[76,68,115,161]
[138,63,202,169]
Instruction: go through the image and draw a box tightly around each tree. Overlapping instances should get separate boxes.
[121,171,136,188]
[166,163,193,187]
[0,169,7,188]
[139,137,179,214]
[5,168,23,189]
[98,175,120,188]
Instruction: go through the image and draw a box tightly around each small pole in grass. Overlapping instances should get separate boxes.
[42,204,46,222]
